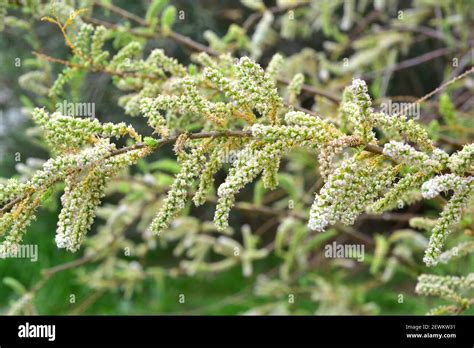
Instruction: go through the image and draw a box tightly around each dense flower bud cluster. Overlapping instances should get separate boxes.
[146,49,187,77]
[178,78,229,126]
[448,143,474,174]
[421,174,473,266]
[265,53,284,81]
[109,41,144,72]
[235,57,283,123]
[54,142,147,252]
[415,273,474,301]
[1,140,114,249]
[370,112,433,151]
[139,97,170,137]
[0,193,39,252]
[214,141,282,231]
[340,79,434,152]
[74,23,94,58]
[32,108,141,150]
[31,139,117,191]
[308,157,397,231]
[340,79,377,143]
[90,25,109,67]
[382,141,446,171]
[150,142,209,235]
[421,174,472,199]
[203,57,283,124]
[193,139,226,207]
[252,123,331,149]
[370,173,427,213]
[0,179,28,206]
[286,73,304,104]
[55,167,108,251]
[318,135,361,178]
[439,241,474,264]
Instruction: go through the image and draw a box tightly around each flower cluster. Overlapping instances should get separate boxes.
[340,79,377,143]
[55,140,148,252]
[382,140,447,171]
[236,57,283,121]
[286,73,304,104]
[109,41,144,72]
[214,141,280,231]
[32,108,141,151]
[193,139,226,207]
[318,135,361,178]
[308,156,397,232]
[448,143,474,174]
[370,112,433,151]
[340,79,433,152]
[146,49,187,77]
[55,166,109,251]
[415,273,474,301]
[439,241,474,264]
[370,172,426,213]
[149,141,209,235]
[421,174,472,199]
[251,123,330,149]
[0,179,28,207]
[139,97,170,137]
[1,139,115,250]
[90,25,109,67]
[421,174,473,266]
[203,57,283,124]
[265,53,284,81]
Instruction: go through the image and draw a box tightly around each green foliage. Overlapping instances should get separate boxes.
[0,0,472,316]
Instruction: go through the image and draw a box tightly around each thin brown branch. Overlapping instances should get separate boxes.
[364,47,454,80]
[415,67,474,104]
[33,51,163,82]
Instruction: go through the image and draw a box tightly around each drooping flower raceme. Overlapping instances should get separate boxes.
[415,273,474,301]
[421,174,474,266]
[448,143,474,174]
[55,142,148,252]
[150,141,209,235]
[308,156,397,232]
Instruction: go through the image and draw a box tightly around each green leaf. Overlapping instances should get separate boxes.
[146,0,168,31]
[144,136,159,148]
[3,277,27,295]
[439,93,456,126]
[253,180,266,207]
[278,173,298,201]
[370,234,389,275]
[161,5,176,35]
[149,159,181,174]
[302,228,338,253]
[427,120,440,141]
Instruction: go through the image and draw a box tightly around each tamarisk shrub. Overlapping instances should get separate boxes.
[0,1,472,315]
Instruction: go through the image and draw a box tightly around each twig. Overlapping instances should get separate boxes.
[415,67,474,104]
[364,47,454,80]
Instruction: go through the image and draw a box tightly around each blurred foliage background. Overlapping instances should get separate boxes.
[0,0,473,315]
